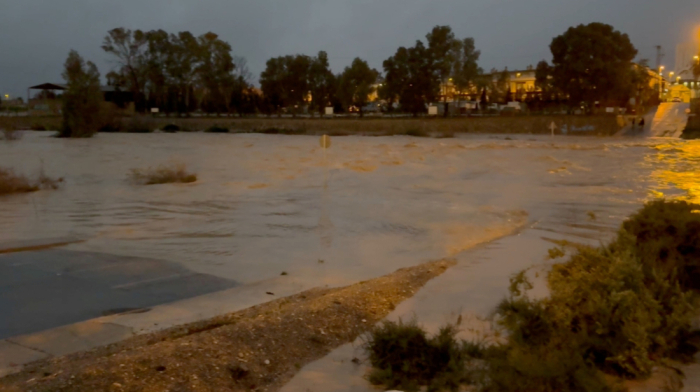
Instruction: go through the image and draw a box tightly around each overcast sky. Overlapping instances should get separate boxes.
[1,0,699,98]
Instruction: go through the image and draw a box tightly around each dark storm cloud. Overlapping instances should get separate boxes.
[1,0,699,98]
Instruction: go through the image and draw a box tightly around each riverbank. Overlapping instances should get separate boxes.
[0,114,624,136]
[0,259,454,392]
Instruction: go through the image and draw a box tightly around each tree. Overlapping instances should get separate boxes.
[338,57,377,117]
[196,32,235,114]
[260,54,312,116]
[426,26,460,116]
[383,41,439,116]
[308,51,336,116]
[59,50,104,138]
[260,57,287,116]
[144,29,171,113]
[629,60,657,112]
[451,37,481,108]
[102,28,148,112]
[549,23,637,113]
[494,69,511,103]
[167,31,200,115]
[535,61,553,96]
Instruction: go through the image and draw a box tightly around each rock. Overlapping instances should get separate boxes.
[264,360,270,365]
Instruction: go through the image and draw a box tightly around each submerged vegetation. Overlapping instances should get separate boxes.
[365,200,700,392]
[0,167,62,195]
[129,163,197,185]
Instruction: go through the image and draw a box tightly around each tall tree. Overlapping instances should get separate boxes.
[549,23,637,113]
[451,37,481,109]
[260,57,287,116]
[102,28,148,112]
[383,41,438,116]
[260,54,312,116]
[144,29,171,113]
[196,32,235,114]
[60,50,103,138]
[167,31,200,115]
[426,26,460,116]
[535,61,553,95]
[308,51,336,116]
[337,57,377,117]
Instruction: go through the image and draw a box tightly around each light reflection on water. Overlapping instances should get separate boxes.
[0,133,695,287]
[649,140,700,204]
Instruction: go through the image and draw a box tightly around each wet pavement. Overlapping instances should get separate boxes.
[0,249,237,339]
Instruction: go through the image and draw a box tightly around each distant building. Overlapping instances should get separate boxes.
[27,83,134,115]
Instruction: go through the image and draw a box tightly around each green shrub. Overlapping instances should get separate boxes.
[205,125,229,133]
[487,200,699,390]
[129,164,197,185]
[617,199,700,290]
[161,124,180,133]
[365,320,470,392]
[363,201,699,391]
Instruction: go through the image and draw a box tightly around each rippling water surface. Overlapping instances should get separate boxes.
[0,132,697,286]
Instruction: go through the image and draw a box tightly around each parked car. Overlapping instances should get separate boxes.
[671,97,682,103]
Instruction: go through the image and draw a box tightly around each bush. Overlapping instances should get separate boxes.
[129,163,197,185]
[122,116,156,133]
[0,167,62,195]
[364,200,700,392]
[617,199,700,290]
[365,320,471,392]
[161,124,180,133]
[97,103,123,133]
[486,200,699,390]
[59,50,103,138]
[205,125,229,133]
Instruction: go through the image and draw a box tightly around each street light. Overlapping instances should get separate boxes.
[659,66,665,99]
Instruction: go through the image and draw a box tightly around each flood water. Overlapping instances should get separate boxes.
[0,132,698,290]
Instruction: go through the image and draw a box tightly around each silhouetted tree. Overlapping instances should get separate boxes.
[549,23,637,113]
[426,26,460,116]
[102,28,148,112]
[59,50,103,138]
[452,37,482,110]
[383,42,438,116]
[338,57,377,117]
[308,51,336,116]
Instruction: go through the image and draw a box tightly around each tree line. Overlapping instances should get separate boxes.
[58,22,664,136]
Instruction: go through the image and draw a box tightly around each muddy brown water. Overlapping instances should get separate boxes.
[0,132,697,290]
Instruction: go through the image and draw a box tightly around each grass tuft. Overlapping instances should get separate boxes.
[129,164,197,185]
[0,167,62,195]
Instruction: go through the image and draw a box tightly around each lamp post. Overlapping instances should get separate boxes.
[659,66,665,100]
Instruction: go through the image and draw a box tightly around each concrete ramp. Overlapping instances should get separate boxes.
[648,103,690,137]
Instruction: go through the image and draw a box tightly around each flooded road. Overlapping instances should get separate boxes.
[0,133,697,291]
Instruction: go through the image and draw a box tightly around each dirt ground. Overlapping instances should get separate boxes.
[0,259,455,392]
